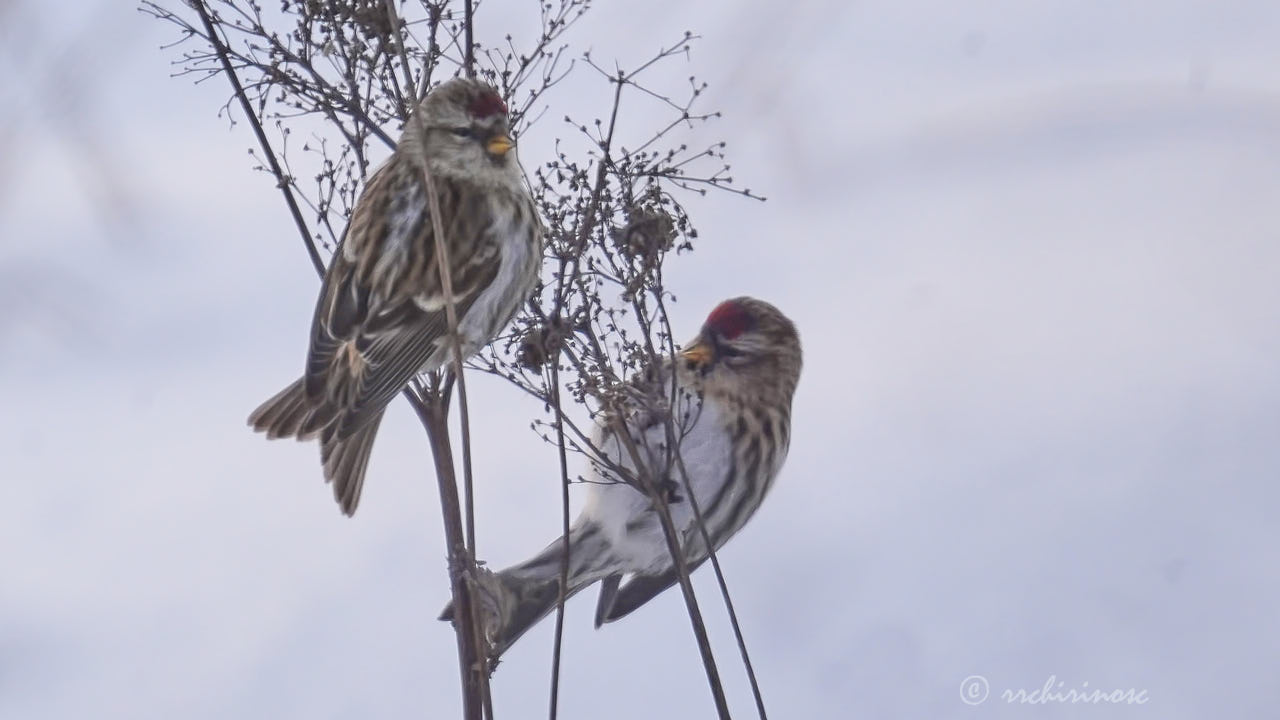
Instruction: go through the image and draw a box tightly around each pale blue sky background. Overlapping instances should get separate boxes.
[3,1,1279,718]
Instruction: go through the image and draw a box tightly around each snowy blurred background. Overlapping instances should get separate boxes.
[3,1,1279,718]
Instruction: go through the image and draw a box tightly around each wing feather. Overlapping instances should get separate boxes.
[598,559,708,625]
[299,161,505,437]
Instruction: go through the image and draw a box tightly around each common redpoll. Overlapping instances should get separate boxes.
[248,78,542,515]
[450,297,802,656]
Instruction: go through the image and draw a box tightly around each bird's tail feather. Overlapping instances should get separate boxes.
[320,410,383,516]
[440,522,616,658]
[249,378,377,515]
[247,378,335,440]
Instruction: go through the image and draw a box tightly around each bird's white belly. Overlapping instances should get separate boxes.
[465,198,535,346]
[581,400,734,574]
[421,196,535,369]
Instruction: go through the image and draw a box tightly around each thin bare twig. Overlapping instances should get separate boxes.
[381,5,491,719]
[671,429,768,720]
[607,414,731,720]
[652,292,767,720]
[546,357,572,720]
[409,393,487,720]
[464,0,475,76]
[190,0,323,276]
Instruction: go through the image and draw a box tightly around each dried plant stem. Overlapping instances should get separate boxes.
[656,295,767,720]
[546,359,572,720]
[384,1,490,717]
[417,164,492,717]
[566,313,732,718]
[187,18,494,717]
[609,418,731,720]
[410,394,486,720]
[671,440,767,720]
[464,0,475,76]
[190,0,324,276]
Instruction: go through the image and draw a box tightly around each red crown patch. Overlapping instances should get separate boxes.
[704,300,752,340]
[469,90,508,119]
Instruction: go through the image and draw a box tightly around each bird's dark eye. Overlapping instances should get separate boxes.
[450,126,473,138]
[719,344,744,359]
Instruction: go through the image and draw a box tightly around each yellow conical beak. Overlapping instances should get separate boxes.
[487,134,514,157]
[679,339,714,368]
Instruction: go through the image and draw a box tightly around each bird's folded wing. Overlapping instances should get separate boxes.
[300,161,500,432]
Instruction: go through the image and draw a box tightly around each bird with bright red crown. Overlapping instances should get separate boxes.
[445,297,803,656]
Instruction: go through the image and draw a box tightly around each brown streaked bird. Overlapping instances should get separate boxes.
[248,77,542,515]
[444,297,802,657]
